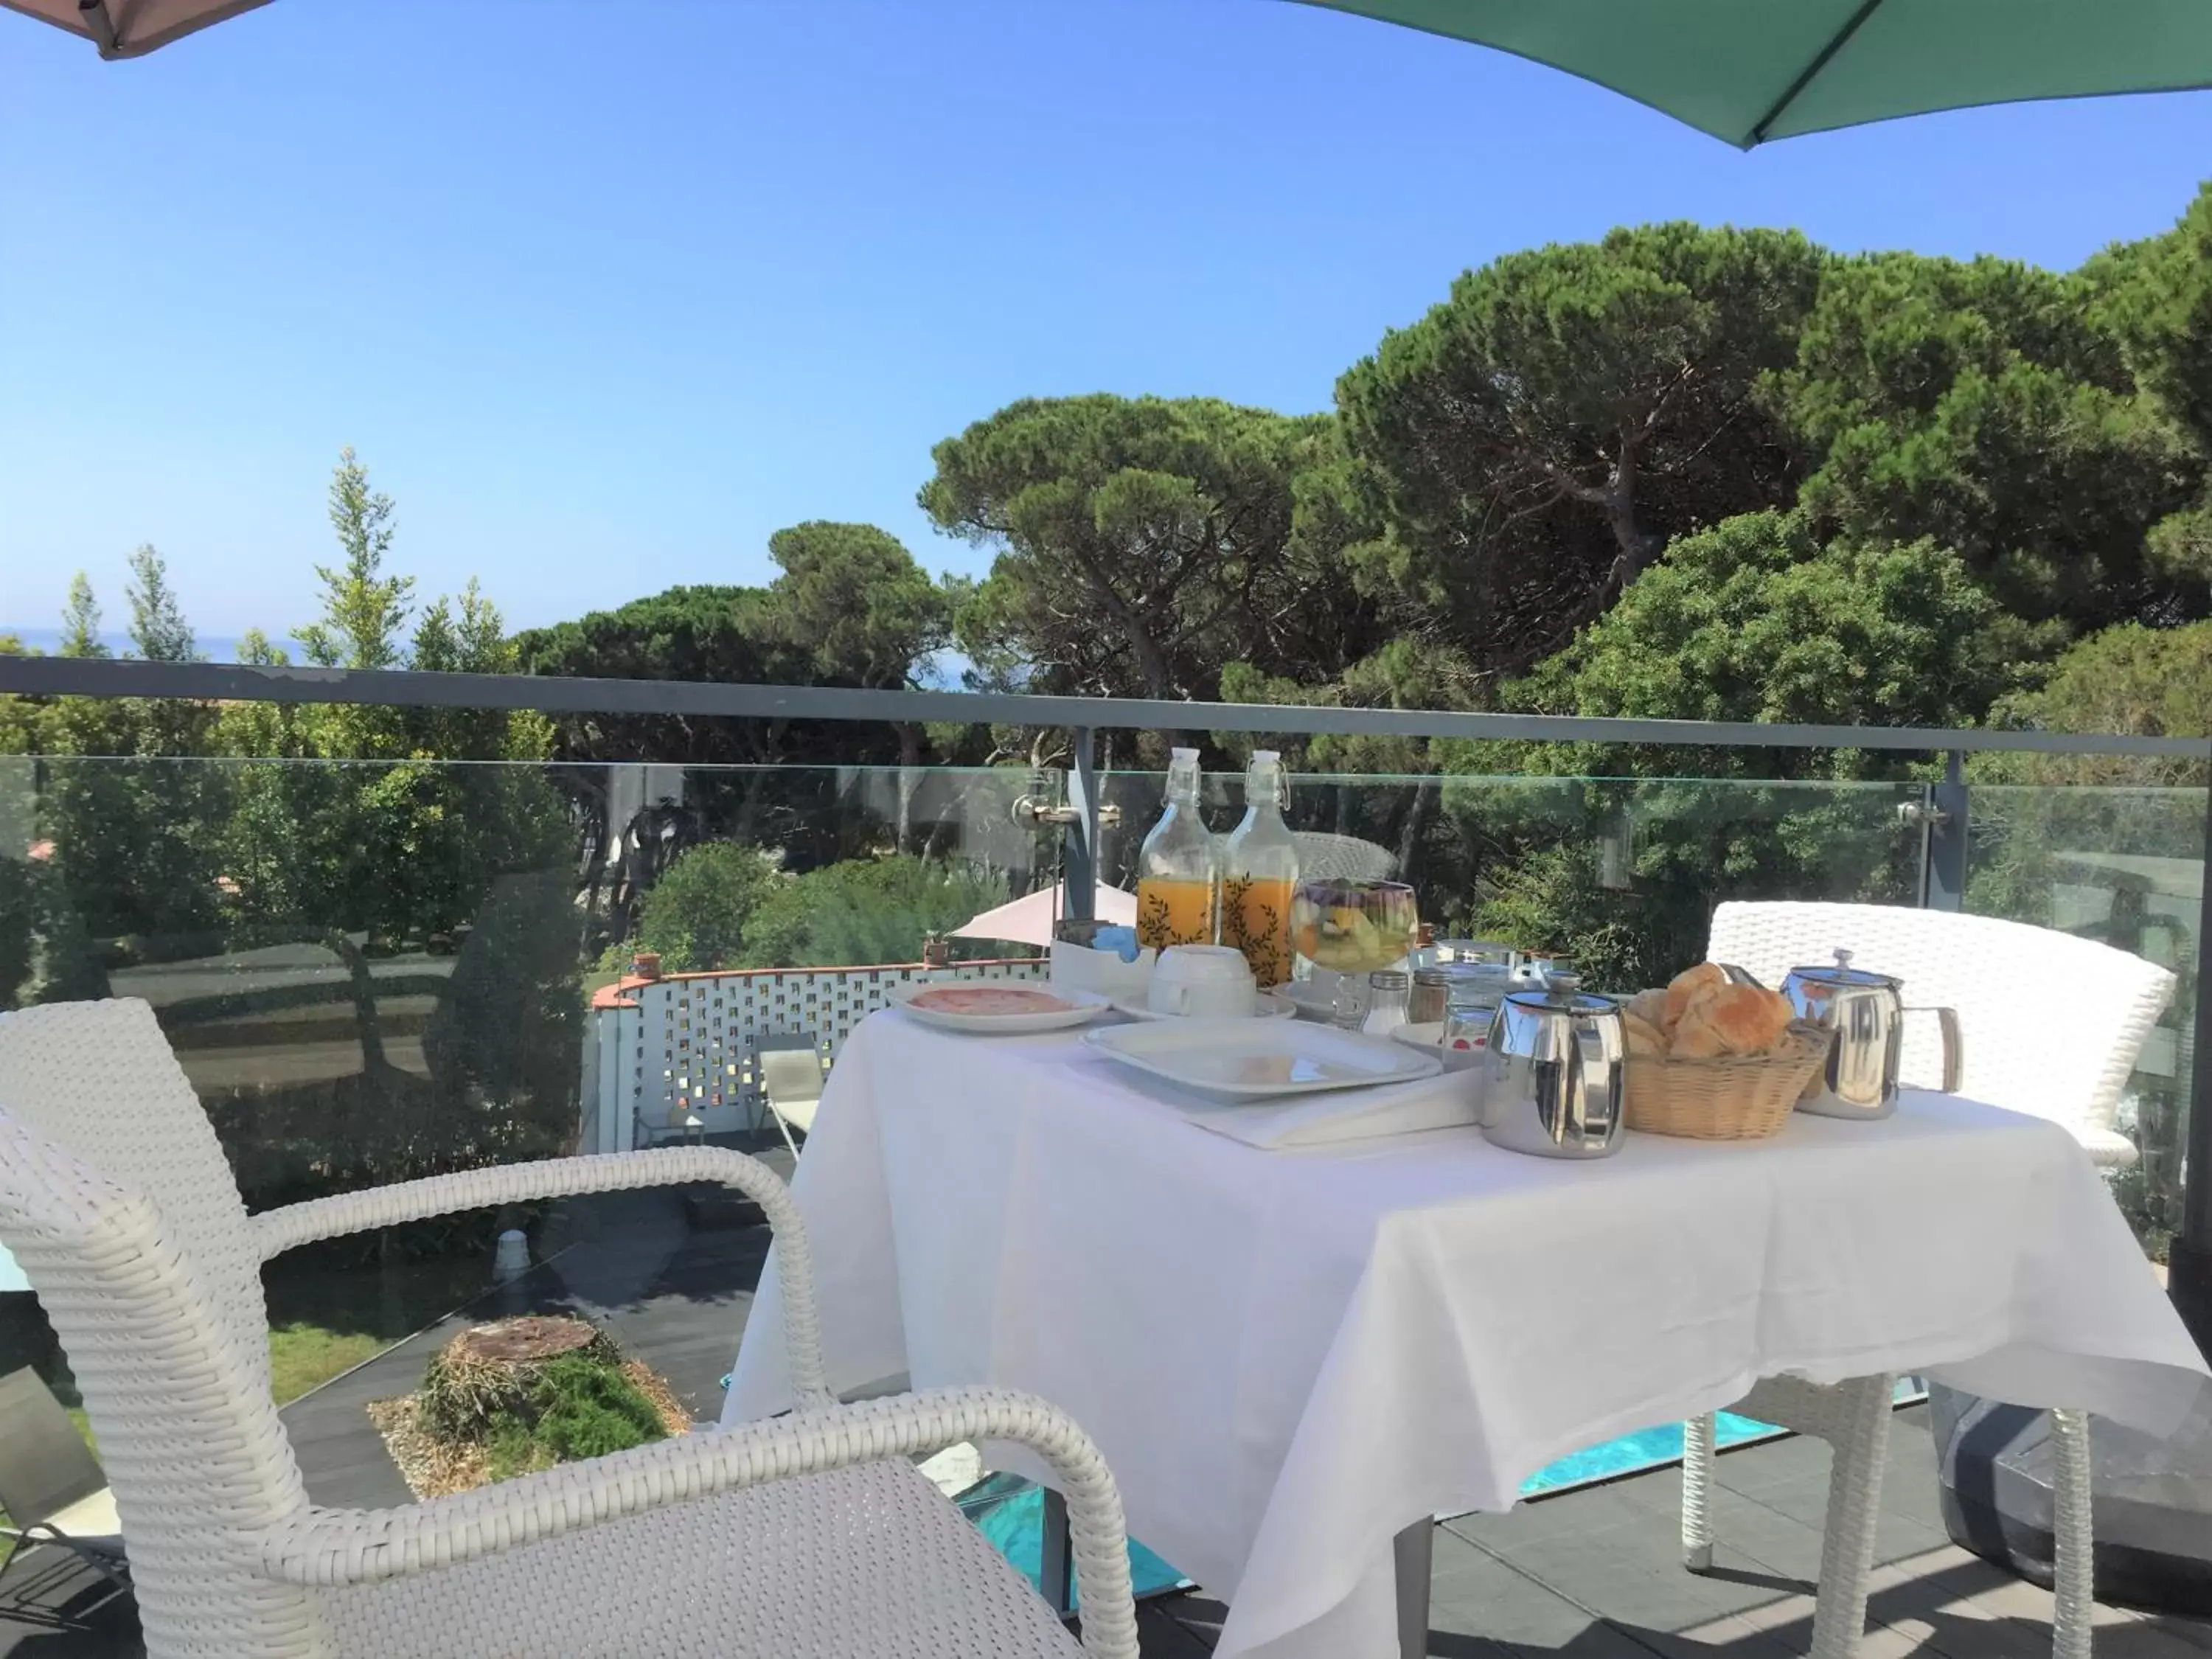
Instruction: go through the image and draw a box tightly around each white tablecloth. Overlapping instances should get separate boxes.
[725,1010,2211,1659]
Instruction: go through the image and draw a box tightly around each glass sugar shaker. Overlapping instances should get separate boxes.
[1360,969,1412,1036]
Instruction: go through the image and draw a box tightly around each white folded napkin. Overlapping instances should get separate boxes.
[1170,1066,1481,1149]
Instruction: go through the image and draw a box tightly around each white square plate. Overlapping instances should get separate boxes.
[1083,1018,1442,1099]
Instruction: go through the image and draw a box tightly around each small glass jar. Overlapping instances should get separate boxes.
[1440,969,1514,1054]
[1408,966,1456,1026]
[1441,1000,1494,1056]
[1360,970,1411,1036]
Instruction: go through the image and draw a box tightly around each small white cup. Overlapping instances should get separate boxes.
[1149,945,1256,1018]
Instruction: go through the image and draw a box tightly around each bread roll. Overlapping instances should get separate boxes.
[1663,962,1728,1029]
[1624,988,1670,1030]
[1672,984,1795,1057]
[1621,1012,1669,1057]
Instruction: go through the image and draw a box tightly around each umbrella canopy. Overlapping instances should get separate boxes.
[1304,0,2212,147]
[3,0,272,58]
[950,885,1138,949]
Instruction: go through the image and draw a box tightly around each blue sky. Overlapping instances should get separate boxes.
[4,0,2211,647]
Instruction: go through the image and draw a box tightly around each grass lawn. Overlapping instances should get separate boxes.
[1,1244,520,1525]
[268,1325,391,1405]
[262,1249,509,1406]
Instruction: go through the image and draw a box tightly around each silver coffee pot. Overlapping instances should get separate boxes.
[1779,949,1961,1121]
[1479,973,1627,1159]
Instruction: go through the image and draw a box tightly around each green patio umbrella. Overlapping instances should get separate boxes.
[1302,0,2212,147]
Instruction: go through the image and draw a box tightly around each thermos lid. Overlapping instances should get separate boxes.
[1501,971,1614,1015]
[1788,947,1901,990]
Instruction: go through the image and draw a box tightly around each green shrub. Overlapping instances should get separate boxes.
[419,1326,625,1442]
[434,1349,667,1482]
[525,1357,667,1461]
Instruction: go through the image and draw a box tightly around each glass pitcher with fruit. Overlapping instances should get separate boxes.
[1292,880,1420,978]
[1220,750,1301,987]
[1135,747,1220,950]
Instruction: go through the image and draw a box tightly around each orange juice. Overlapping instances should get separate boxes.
[1222,874,1295,987]
[1136,876,1217,950]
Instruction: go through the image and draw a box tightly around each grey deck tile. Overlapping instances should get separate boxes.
[1432,1523,1641,1650]
[1458,1520,1810,1652]
[1454,1486,1673,1548]
[1858,1545,2070,1659]
[1135,1597,1220,1657]
[1963,1571,2209,1659]
[1144,1592,1230,1654]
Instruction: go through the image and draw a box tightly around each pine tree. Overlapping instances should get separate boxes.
[125,546,198,662]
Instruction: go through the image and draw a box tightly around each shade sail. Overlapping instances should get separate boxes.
[2,0,272,58]
[951,885,1138,948]
[1303,0,2212,147]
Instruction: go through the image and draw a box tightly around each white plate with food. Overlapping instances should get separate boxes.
[886,982,1113,1034]
[1083,1018,1441,1099]
[1109,990,1300,1023]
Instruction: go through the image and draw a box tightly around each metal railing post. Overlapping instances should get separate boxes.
[1919,752,1969,912]
[1061,727,1099,924]
[2168,779,2212,1359]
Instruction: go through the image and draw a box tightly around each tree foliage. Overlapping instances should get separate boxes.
[518,524,964,768]
[299,447,412,670]
[626,842,779,973]
[738,857,1010,968]
[923,395,1385,706]
[5,454,577,1210]
[1782,254,2202,631]
[1334,224,1824,681]
[1983,619,2212,787]
[1506,509,2046,777]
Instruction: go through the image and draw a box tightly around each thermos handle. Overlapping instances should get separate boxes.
[1574,1016,1619,1141]
[1905,1005,1964,1093]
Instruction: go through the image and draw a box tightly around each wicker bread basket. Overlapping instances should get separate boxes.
[1623,1020,1832,1141]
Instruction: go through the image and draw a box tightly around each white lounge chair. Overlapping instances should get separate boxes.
[1680,901,2177,1659]
[757,1039,827,1161]
[0,999,1140,1659]
[0,1366,128,1600]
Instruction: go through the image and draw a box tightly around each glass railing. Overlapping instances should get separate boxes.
[0,751,2200,1514]
[1967,785,2209,1260]
[0,754,1065,1475]
[1096,769,1927,990]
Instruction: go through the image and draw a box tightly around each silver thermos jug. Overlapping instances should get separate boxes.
[1778,949,1961,1121]
[1479,973,1627,1160]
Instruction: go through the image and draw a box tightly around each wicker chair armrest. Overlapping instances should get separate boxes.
[258,1385,1141,1659]
[248,1148,828,1404]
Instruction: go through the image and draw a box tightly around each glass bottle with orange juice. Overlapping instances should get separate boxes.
[1220,749,1301,987]
[1135,747,1219,950]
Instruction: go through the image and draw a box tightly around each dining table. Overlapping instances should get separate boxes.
[723,1006,2212,1659]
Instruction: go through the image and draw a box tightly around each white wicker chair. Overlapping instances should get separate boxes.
[1290,831,1398,883]
[1679,901,2177,1659]
[0,999,1140,1659]
[1708,901,2176,1167]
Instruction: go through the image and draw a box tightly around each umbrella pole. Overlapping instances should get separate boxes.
[78,1,118,56]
